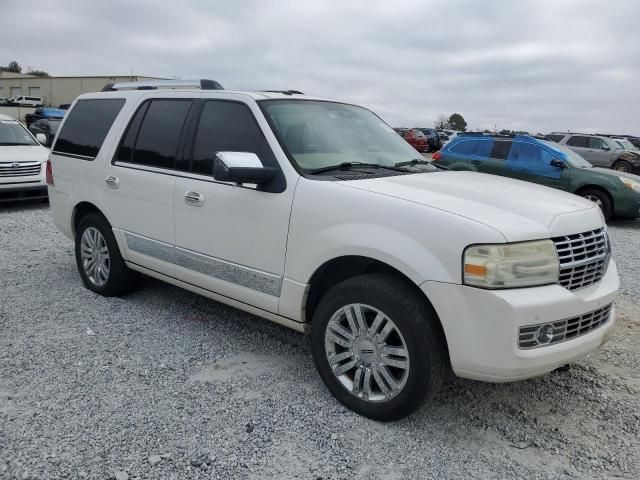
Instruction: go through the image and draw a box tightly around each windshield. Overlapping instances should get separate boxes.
[260,100,430,172]
[0,120,38,146]
[615,139,638,151]
[541,140,593,168]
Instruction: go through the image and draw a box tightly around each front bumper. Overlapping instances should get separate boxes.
[421,260,619,382]
[0,165,47,202]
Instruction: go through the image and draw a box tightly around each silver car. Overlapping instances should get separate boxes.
[546,132,640,174]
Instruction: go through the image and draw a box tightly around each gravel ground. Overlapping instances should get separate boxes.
[1,203,639,480]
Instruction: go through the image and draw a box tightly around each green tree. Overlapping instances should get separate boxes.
[28,69,50,78]
[448,113,467,132]
[7,61,22,73]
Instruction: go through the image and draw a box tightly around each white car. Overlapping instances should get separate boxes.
[10,95,43,107]
[0,113,50,202]
[47,80,619,420]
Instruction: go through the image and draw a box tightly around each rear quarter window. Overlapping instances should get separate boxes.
[449,139,492,157]
[53,99,125,160]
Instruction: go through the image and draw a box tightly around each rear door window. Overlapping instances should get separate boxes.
[566,136,589,148]
[53,99,125,160]
[116,99,193,169]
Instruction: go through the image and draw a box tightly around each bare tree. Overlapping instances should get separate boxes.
[434,114,449,130]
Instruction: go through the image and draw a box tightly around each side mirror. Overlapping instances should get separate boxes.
[36,133,47,145]
[213,152,278,186]
[601,144,610,151]
[550,159,568,169]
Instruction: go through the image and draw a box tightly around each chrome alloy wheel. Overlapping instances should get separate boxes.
[324,303,410,402]
[80,227,110,287]
[583,194,604,209]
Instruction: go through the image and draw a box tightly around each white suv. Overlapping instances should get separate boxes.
[47,80,619,420]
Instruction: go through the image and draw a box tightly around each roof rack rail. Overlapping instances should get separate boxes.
[458,132,518,138]
[260,90,304,95]
[102,79,224,92]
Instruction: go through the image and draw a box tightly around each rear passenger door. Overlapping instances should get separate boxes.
[104,95,196,276]
[172,99,294,313]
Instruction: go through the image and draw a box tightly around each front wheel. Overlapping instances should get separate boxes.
[311,274,447,421]
[579,189,613,221]
[612,160,632,173]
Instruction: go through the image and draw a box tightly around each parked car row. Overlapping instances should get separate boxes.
[394,127,445,152]
[0,96,44,107]
[433,133,640,220]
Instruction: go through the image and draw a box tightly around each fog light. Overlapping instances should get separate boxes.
[537,324,555,345]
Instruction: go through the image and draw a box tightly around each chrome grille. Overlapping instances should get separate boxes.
[0,162,42,177]
[518,303,613,349]
[552,228,609,291]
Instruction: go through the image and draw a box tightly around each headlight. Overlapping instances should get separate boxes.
[620,178,640,193]
[463,240,559,289]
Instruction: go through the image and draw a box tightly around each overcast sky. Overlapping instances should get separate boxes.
[2,0,639,133]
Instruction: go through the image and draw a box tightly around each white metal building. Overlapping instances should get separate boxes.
[0,72,167,106]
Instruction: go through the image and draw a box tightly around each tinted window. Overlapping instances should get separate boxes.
[490,140,512,160]
[566,136,589,148]
[191,101,276,175]
[451,139,493,157]
[128,100,192,169]
[54,99,125,159]
[545,134,564,143]
[588,137,605,149]
[450,140,476,155]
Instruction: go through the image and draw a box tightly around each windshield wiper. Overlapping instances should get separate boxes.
[394,158,450,171]
[308,162,406,175]
[0,142,32,146]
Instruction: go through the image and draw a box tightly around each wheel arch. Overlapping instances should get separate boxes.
[71,201,109,237]
[574,184,614,209]
[304,255,451,369]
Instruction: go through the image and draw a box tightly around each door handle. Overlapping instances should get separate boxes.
[184,191,204,207]
[470,160,482,165]
[105,175,120,189]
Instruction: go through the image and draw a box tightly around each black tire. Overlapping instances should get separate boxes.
[310,273,447,421]
[75,212,139,296]
[578,189,613,221]
[612,160,632,173]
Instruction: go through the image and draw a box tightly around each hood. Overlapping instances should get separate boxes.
[338,171,603,241]
[590,167,640,181]
[0,145,49,164]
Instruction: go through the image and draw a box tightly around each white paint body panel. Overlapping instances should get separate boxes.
[47,88,619,383]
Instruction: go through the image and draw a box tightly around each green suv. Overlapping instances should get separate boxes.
[433,134,640,220]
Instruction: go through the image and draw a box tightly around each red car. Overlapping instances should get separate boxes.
[401,128,429,153]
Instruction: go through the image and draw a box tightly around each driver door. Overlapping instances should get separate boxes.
[172,99,295,313]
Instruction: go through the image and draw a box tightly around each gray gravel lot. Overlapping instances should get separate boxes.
[1,203,639,480]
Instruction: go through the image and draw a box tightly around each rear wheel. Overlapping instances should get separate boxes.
[311,274,447,421]
[75,213,139,296]
[612,160,632,173]
[579,189,613,221]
